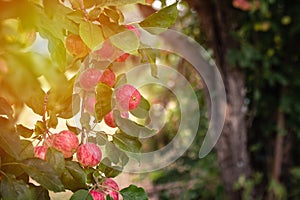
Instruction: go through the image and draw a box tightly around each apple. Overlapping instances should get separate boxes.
[51,130,79,158]
[79,68,102,91]
[77,142,102,167]
[104,111,116,128]
[116,84,141,111]
[102,178,119,200]
[34,146,48,160]
[99,68,116,87]
[90,190,106,200]
[85,95,96,114]
[115,53,130,62]
[94,40,115,60]
[66,34,89,58]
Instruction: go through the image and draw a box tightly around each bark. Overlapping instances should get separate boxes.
[186,0,252,199]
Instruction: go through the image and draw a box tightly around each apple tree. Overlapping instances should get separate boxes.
[0,0,178,199]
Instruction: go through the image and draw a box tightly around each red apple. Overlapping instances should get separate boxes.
[90,190,106,200]
[115,53,130,62]
[51,130,79,158]
[99,68,116,87]
[104,111,117,128]
[79,68,102,91]
[102,178,119,200]
[116,84,141,111]
[77,142,102,167]
[34,146,48,160]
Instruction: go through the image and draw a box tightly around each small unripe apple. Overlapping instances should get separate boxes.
[90,190,106,200]
[104,111,116,128]
[77,143,102,167]
[99,68,115,87]
[79,68,102,91]
[116,84,141,111]
[51,130,79,158]
[85,95,96,114]
[103,178,119,200]
[34,146,48,160]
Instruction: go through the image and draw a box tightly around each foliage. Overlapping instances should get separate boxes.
[0,0,178,199]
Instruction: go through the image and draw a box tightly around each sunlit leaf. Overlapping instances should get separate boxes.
[79,21,104,50]
[112,130,142,154]
[110,30,139,54]
[0,97,13,118]
[139,3,178,33]
[95,83,113,121]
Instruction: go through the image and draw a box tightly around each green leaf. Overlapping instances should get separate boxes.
[65,161,87,186]
[47,112,58,129]
[0,97,13,118]
[48,36,66,71]
[105,141,128,165]
[114,73,127,89]
[130,95,150,119]
[16,124,34,138]
[70,189,93,200]
[0,175,32,200]
[106,195,114,200]
[139,48,158,77]
[0,117,21,159]
[34,120,46,136]
[45,148,65,176]
[19,140,34,160]
[139,3,178,33]
[96,131,108,146]
[66,122,81,135]
[95,83,113,121]
[79,21,104,50]
[120,185,148,200]
[61,161,87,191]
[97,158,122,178]
[112,130,142,154]
[20,158,65,192]
[113,110,156,138]
[110,30,139,54]
[29,185,50,200]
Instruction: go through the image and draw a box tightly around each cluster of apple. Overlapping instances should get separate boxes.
[34,130,118,199]
[79,67,141,127]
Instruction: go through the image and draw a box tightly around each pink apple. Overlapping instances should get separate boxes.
[90,190,106,200]
[77,142,102,167]
[94,40,115,60]
[34,146,48,160]
[104,111,117,128]
[100,68,116,87]
[102,178,119,200]
[51,130,79,158]
[116,84,141,111]
[85,95,96,114]
[79,68,102,91]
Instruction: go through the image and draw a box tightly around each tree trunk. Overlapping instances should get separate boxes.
[186,0,253,199]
